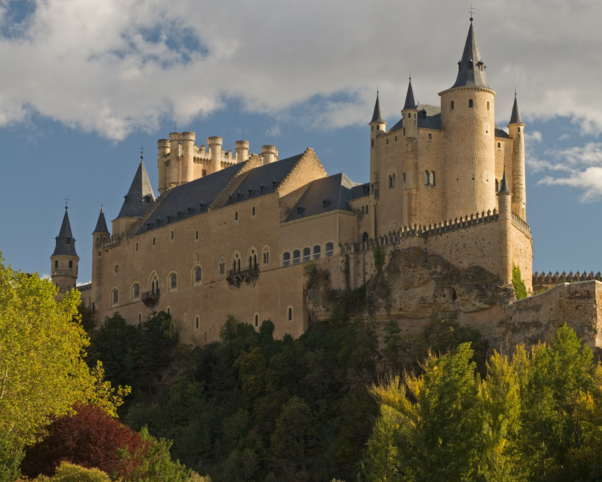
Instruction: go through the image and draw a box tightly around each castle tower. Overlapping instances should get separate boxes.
[168,132,182,188]
[262,145,277,165]
[51,207,79,295]
[181,132,196,184]
[91,206,109,311]
[369,92,386,237]
[440,21,496,219]
[235,140,249,163]
[157,139,170,194]
[508,94,526,220]
[208,136,223,174]
[112,161,155,236]
[497,169,512,285]
[401,78,418,138]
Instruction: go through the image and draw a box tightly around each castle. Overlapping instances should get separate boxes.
[50,21,546,345]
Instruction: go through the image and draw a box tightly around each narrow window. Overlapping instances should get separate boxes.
[424,171,429,185]
[167,307,171,315]
[518,127,521,133]
[428,133,432,140]
[202,169,207,177]
[134,283,139,299]
[195,231,199,240]
[403,127,406,136]
[196,316,199,329]
[171,231,174,240]
[138,313,142,323]
[303,247,311,263]
[371,126,373,131]
[386,139,389,145]
[487,101,490,110]
[366,205,369,214]
[153,237,156,246]
[136,242,139,251]
[92,303,95,311]
[429,171,435,186]
[252,206,256,216]
[113,289,119,305]
[54,260,58,269]
[195,267,202,283]
[403,173,406,182]
[495,179,499,192]
[293,250,301,265]
[313,245,321,260]
[497,142,501,148]
[371,139,374,148]
[235,211,238,221]
[469,99,474,108]
[361,206,365,214]
[326,242,334,258]
[96,236,99,242]
[69,261,72,268]
[283,252,291,267]
[115,265,119,273]
[254,314,259,327]
[288,307,293,321]
[66,238,71,245]
[363,232,369,243]
[451,101,455,110]
[395,135,398,142]
[469,61,474,70]
[170,273,177,289]
[98,251,101,257]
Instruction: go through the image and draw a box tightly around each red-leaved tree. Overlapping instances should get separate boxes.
[20,404,148,479]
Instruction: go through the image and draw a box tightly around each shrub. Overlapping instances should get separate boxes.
[50,462,111,481]
[512,264,528,300]
[372,246,386,272]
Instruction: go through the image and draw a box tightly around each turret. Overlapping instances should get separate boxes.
[439,20,496,219]
[208,136,223,174]
[51,207,79,295]
[157,139,170,194]
[497,169,512,285]
[508,94,526,220]
[401,78,418,138]
[112,161,155,236]
[91,206,109,310]
[262,145,277,165]
[368,91,386,237]
[235,140,249,163]
[168,132,182,188]
[181,132,196,184]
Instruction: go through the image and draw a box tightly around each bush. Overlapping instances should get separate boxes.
[512,264,528,300]
[47,462,110,481]
[372,246,386,272]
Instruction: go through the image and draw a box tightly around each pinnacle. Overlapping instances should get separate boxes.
[370,91,385,124]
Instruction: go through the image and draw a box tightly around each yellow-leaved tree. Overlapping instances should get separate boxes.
[0,253,129,447]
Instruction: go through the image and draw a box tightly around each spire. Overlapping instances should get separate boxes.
[402,78,417,110]
[509,92,523,125]
[499,168,511,194]
[451,22,490,89]
[93,206,109,234]
[370,91,384,123]
[52,208,78,257]
[117,161,156,218]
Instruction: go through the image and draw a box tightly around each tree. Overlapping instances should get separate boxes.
[30,462,111,481]
[0,254,125,447]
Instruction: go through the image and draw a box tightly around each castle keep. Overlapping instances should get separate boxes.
[51,21,549,345]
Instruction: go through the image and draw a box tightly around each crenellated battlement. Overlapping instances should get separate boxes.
[533,270,602,293]
[511,213,531,238]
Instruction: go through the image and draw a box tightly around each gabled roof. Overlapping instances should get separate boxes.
[495,125,510,139]
[450,22,490,89]
[52,209,78,257]
[284,173,356,223]
[351,182,370,199]
[117,161,156,219]
[391,104,442,132]
[93,206,110,234]
[370,92,385,123]
[509,94,523,125]
[402,79,417,110]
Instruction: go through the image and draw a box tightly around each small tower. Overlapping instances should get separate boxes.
[51,206,79,295]
[401,78,418,138]
[369,91,386,237]
[157,139,170,194]
[497,169,512,285]
[91,206,109,311]
[113,161,155,236]
[508,93,526,220]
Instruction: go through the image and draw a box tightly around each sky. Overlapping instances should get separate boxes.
[1,0,602,284]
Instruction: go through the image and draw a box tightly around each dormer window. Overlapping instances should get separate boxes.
[297,206,305,215]
[199,203,205,211]
[177,211,184,219]
[248,189,255,197]
[272,181,278,189]
[228,196,233,204]
[322,200,330,208]
[187,207,193,215]
[237,193,244,201]
[421,111,427,119]
[469,61,474,70]
[66,238,71,245]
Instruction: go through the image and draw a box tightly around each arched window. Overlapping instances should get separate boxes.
[362,232,369,243]
[487,101,490,110]
[112,289,119,306]
[252,206,256,216]
[254,314,259,327]
[293,250,301,265]
[361,206,365,214]
[403,127,406,136]
[497,142,501,148]
[451,101,455,110]
[133,283,140,300]
[219,261,226,275]
[170,273,177,290]
[195,231,199,240]
[171,230,174,240]
[115,265,119,273]
[248,249,258,270]
[469,99,474,108]
[234,211,238,221]
[386,139,389,145]
[166,307,171,315]
[150,273,159,295]
[313,245,321,260]
[262,247,270,265]
[326,243,334,258]
[288,307,293,321]
[303,247,311,263]
[428,133,432,140]
[195,266,202,283]
[195,316,199,329]
[371,139,374,148]
[518,127,521,133]
[424,171,429,185]
[495,179,499,192]
[429,171,435,186]
[283,252,291,267]
[389,174,395,188]
[365,205,369,214]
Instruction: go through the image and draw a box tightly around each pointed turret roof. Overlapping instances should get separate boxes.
[93,206,109,234]
[402,78,417,110]
[509,93,523,125]
[370,92,385,123]
[52,208,78,257]
[451,22,490,89]
[499,168,511,194]
[117,161,156,218]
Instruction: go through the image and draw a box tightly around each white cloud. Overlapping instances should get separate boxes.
[1,0,602,140]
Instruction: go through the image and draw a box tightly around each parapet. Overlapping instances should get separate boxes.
[262,145,277,164]
[169,132,182,142]
[208,136,223,146]
[182,132,196,142]
[532,270,602,293]
[158,139,170,148]
[236,140,250,149]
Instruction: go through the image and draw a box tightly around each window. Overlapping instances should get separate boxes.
[167,307,171,315]
[362,232,369,243]
[55,260,58,269]
[389,174,395,188]
[495,179,499,192]
[202,169,207,177]
[428,133,432,140]
[386,139,389,145]
[170,273,177,290]
[366,205,369,214]
[66,238,71,245]
[469,99,474,108]
[469,61,474,70]
[424,171,429,185]
[283,252,291,267]
[263,248,270,265]
[136,242,139,251]
[196,316,199,329]
[232,254,241,273]
[293,250,301,265]
[235,211,238,221]
[69,260,72,268]
[96,236,99,242]
[326,242,334,258]
[313,245,321,260]
[429,171,435,185]
[403,173,406,182]
[451,101,455,110]
[133,283,140,299]
[98,251,101,257]
[112,289,119,305]
[371,139,374,148]
[254,314,259,327]
[252,206,256,216]
[150,273,159,294]
[361,206,364,214]
[249,249,258,270]
[395,135,398,142]
[371,126,373,131]
[195,266,202,283]
[153,237,156,246]
[497,142,501,148]
[303,247,311,263]
[171,231,174,240]
[403,127,406,135]
[195,231,199,240]
[518,127,521,133]
[115,265,119,273]
[219,262,226,275]
[487,101,490,110]
[288,307,293,321]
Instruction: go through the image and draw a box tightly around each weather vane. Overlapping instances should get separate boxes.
[140,146,145,161]
[469,4,475,22]
[64,196,70,209]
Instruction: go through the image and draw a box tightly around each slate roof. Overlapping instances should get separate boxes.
[93,206,110,234]
[402,79,417,110]
[351,182,370,199]
[391,104,442,132]
[371,93,385,123]
[450,22,490,89]
[509,95,522,124]
[495,125,510,139]
[52,209,78,257]
[284,173,356,223]
[117,161,156,219]
[499,168,511,194]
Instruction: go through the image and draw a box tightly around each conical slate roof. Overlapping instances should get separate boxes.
[117,161,155,218]
[451,22,490,89]
[499,168,511,194]
[93,206,110,234]
[370,92,385,123]
[509,94,523,124]
[402,78,417,110]
[52,208,78,257]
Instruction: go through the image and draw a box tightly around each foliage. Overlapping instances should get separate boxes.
[0,254,125,446]
[27,462,111,481]
[364,324,602,482]
[372,246,386,272]
[0,430,23,482]
[513,263,528,299]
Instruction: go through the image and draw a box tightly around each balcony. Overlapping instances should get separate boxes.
[227,267,260,288]
[141,289,160,309]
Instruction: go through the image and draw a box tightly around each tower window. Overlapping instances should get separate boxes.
[195,266,202,283]
[395,135,398,142]
[283,252,291,267]
[252,206,256,216]
[55,260,58,269]
[469,99,474,108]
[518,127,521,133]
[66,238,71,245]
[152,237,156,246]
[112,289,119,305]
[371,126,373,131]
[115,265,119,273]
[386,139,389,145]
[451,101,455,110]
[313,245,321,260]
[196,316,199,329]
[133,283,140,299]
[498,142,501,148]
[288,307,293,321]
[170,273,177,289]
[235,211,238,221]
[98,251,101,257]
[195,231,199,240]
[403,128,406,136]
[69,261,72,268]
[389,174,396,188]
[428,133,432,140]
[371,139,374,148]
[424,171,429,185]
[403,173,406,182]
[487,101,490,110]
[171,231,174,240]
[96,236,99,242]
[469,61,474,70]
[136,242,139,251]
[326,242,334,257]
[495,180,499,192]
[254,314,259,327]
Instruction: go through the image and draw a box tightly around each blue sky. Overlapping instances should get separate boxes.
[1,0,602,283]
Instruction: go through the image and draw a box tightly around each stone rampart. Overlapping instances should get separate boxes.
[533,270,602,293]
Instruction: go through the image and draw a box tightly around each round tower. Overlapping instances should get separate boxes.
[401,78,418,138]
[181,132,196,184]
[168,132,182,188]
[368,91,386,237]
[235,140,249,163]
[508,94,526,220]
[51,207,79,296]
[157,139,170,194]
[440,21,496,219]
[207,136,223,174]
[91,206,110,311]
[261,145,277,165]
